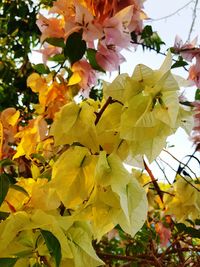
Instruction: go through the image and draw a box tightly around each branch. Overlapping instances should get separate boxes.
[159,155,200,192]
[155,159,172,184]
[143,158,163,203]
[94,96,122,125]
[97,251,157,265]
[162,149,198,179]
[187,0,199,41]
[131,41,167,56]
[148,0,194,22]
[131,41,189,72]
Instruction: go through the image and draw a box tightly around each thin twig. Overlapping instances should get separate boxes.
[155,159,171,184]
[130,41,189,72]
[94,97,123,125]
[95,96,113,125]
[148,0,194,22]
[187,0,199,41]
[97,251,157,265]
[143,158,163,203]
[162,149,198,179]
[159,156,200,192]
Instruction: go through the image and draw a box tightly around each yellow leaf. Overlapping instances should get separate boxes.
[67,223,104,267]
[31,163,40,179]
[96,102,122,154]
[50,101,99,153]
[68,72,82,86]
[51,146,96,209]
[0,121,3,159]
[27,73,47,93]
[7,110,20,126]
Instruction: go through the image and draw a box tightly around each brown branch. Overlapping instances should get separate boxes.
[162,149,197,179]
[159,156,200,192]
[97,251,158,265]
[175,240,185,264]
[155,159,171,184]
[165,247,200,255]
[149,240,162,267]
[94,96,122,125]
[143,158,163,203]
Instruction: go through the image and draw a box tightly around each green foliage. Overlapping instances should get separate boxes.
[0,211,10,220]
[46,37,65,48]
[41,230,62,267]
[132,25,165,53]
[0,173,10,206]
[64,32,87,64]
[86,49,105,72]
[0,0,40,110]
[195,88,200,100]
[33,64,50,74]
[0,257,18,267]
[176,222,200,238]
[171,56,188,69]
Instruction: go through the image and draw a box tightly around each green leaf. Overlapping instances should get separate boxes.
[46,37,65,48]
[0,211,10,220]
[175,223,187,233]
[14,250,33,257]
[0,173,10,206]
[0,258,18,267]
[48,54,65,63]
[64,32,86,64]
[32,153,46,165]
[176,223,200,238]
[195,88,200,100]
[186,227,200,238]
[140,26,165,53]
[171,59,188,69]
[40,168,52,181]
[141,25,153,39]
[86,49,105,72]
[195,219,200,225]
[0,158,15,168]
[41,230,62,267]
[33,64,50,74]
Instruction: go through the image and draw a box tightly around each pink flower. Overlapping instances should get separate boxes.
[74,2,103,42]
[71,60,98,92]
[174,35,200,62]
[103,5,134,49]
[188,58,200,88]
[96,43,125,72]
[191,101,200,149]
[36,43,62,64]
[49,0,75,20]
[36,14,65,42]
[155,222,171,247]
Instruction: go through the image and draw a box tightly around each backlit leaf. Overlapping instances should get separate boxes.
[33,64,50,74]
[46,37,65,48]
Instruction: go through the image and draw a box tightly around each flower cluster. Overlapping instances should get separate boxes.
[174,35,200,88]
[36,0,146,92]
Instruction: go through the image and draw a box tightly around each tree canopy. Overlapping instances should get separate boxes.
[0,1,200,266]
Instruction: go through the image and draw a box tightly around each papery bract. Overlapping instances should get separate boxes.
[36,14,65,42]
